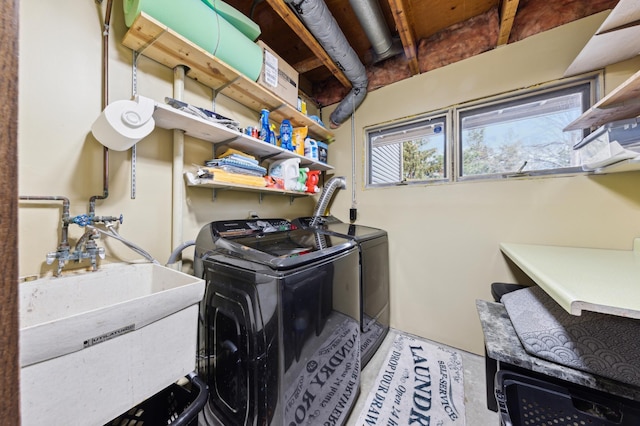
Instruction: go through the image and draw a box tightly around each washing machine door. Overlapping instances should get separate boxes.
[202,264,279,426]
[212,294,250,420]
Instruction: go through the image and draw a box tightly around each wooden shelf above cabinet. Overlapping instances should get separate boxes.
[122,12,334,141]
[565,68,640,131]
[153,102,333,171]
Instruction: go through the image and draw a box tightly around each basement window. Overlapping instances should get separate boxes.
[457,79,596,179]
[366,114,448,186]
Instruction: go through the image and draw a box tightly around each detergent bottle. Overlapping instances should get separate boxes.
[268,158,300,191]
[295,168,309,192]
[280,120,293,151]
[305,170,320,193]
[304,138,319,161]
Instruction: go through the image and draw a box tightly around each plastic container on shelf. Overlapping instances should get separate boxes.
[304,138,319,161]
[573,118,640,171]
[268,158,300,191]
[292,127,307,156]
[260,109,270,142]
[280,119,293,151]
[317,141,328,163]
[306,170,321,193]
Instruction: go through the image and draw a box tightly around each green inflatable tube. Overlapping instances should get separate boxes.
[200,0,261,41]
[123,0,263,81]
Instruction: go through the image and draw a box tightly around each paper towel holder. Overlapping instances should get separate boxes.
[91,95,156,151]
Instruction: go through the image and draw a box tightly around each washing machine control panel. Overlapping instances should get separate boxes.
[211,218,294,238]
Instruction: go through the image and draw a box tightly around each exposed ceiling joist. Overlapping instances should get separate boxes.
[264,0,352,89]
[497,0,520,46]
[386,0,420,75]
[293,56,324,74]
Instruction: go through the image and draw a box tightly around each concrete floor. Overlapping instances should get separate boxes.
[346,329,499,426]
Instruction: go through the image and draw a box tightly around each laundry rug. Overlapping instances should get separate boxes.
[356,333,466,426]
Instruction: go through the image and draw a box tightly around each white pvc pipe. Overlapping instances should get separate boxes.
[172,66,186,270]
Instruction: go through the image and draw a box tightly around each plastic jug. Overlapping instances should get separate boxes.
[306,170,320,193]
[304,138,319,161]
[268,158,300,191]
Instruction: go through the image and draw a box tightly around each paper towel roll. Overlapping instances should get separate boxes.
[91,96,155,151]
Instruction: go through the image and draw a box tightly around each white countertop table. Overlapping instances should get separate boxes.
[500,240,640,318]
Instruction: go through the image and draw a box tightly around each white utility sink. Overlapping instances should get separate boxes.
[19,263,205,426]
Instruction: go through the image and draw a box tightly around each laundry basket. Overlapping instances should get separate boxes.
[495,370,640,426]
[104,372,207,426]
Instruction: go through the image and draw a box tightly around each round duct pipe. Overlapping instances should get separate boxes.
[286,0,368,128]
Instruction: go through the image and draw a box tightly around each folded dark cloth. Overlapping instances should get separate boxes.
[502,286,640,387]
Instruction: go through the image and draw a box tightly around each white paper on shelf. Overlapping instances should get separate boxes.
[582,141,640,171]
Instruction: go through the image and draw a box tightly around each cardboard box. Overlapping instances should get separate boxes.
[257,40,299,107]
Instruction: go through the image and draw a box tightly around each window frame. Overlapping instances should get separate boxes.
[363,72,603,189]
[453,73,601,181]
[365,111,451,188]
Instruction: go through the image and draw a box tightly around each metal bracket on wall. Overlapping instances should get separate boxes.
[212,77,240,112]
[130,50,140,199]
[213,136,241,151]
[128,31,166,199]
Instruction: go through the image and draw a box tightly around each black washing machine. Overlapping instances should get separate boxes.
[194,219,361,426]
[293,216,390,368]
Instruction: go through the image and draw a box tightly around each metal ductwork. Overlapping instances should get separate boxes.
[349,0,402,63]
[311,176,346,226]
[286,0,368,128]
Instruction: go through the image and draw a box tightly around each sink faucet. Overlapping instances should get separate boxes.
[46,244,71,277]
[44,213,120,276]
[72,228,106,271]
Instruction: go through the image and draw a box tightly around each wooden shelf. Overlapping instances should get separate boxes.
[153,102,333,171]
[565,68,640,131]
[123,12,334,141]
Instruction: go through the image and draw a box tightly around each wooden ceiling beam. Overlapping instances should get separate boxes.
[386,0,420,75]
[264,0,352,89]
[293,56,324,74]
[497,0,520,46]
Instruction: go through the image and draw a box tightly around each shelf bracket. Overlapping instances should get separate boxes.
[258,193,264,204]
[212,77,241,112]
[212,189,217,202]
[133,28,167,61]
[214,136,241,150]
[130,51,141,199]
[272,103,288,112]
[260,152,281,162]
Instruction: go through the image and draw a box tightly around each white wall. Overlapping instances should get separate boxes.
[17,3,640,355]
[325,12,640,354]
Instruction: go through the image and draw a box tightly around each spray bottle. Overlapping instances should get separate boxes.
[259,109,270,141]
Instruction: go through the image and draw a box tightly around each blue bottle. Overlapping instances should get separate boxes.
[280,119,293,151]
[259,109,270,141]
